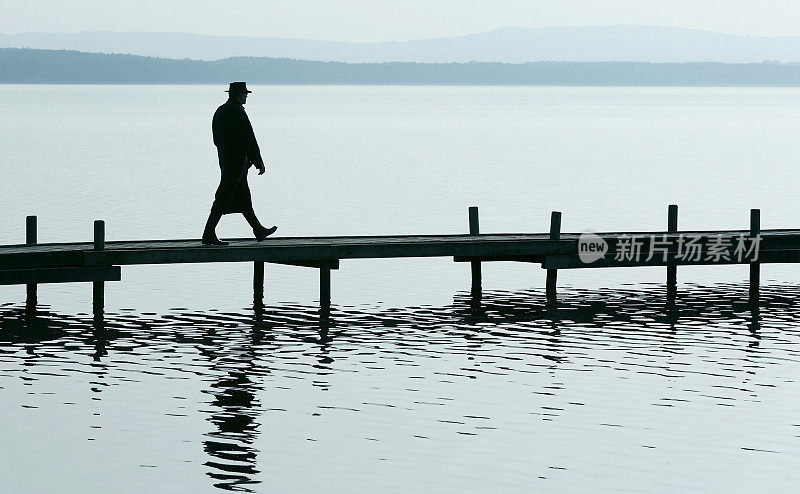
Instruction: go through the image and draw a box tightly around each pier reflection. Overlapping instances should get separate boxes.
[2,283,799,491]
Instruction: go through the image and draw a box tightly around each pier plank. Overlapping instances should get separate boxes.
[0,266,121,285]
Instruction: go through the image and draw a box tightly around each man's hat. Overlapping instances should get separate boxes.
[225,82,252,93]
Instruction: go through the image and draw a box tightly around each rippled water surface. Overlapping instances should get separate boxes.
[2,285,800,493]
[2,85,800,492]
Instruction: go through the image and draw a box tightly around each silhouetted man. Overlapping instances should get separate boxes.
[202,82,277,245]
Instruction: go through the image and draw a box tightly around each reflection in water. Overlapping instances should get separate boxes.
[203,361,261,490]
[2,283,800,491]
[199,317,265,491]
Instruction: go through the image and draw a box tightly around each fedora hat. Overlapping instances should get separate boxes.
[225,81,252,93]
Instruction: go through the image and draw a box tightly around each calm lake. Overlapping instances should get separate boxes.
[1,85,800,492]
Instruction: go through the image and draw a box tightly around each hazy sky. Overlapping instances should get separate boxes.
[3,0,800,41]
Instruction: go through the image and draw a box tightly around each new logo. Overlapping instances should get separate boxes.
[578,232,608,264]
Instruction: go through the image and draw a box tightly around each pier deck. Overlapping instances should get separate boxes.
[0,233,555,268]
[0,207,794,315]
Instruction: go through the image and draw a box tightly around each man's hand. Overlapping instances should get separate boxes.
[248,159,266,175]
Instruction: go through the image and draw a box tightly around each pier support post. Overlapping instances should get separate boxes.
[93,220,105,319]
[749,209,760,306]
[320,262,331,317]
[253,261,265,305]
[546,211,562,302]
[667,205,678,301]
[25,215,37,310]
[468,206,481,297]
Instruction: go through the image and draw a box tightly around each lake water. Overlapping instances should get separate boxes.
[1,85,800,492]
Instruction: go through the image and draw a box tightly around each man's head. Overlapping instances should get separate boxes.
[226,81,252,105]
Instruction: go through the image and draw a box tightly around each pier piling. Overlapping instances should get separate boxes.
[468,206,481,297]
[25,216,37,309]
[750,209,760,305]
[546,211,562,302]
[93,220,105,318]
[320,262,331,317]
[253,261,265,304]
[667,205,678,301]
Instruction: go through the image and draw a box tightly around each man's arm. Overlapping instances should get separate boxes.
[240,110,265,174]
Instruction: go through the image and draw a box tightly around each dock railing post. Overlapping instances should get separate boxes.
[25,215,37,309]
[750,209,760,306]
[93,220,105,319]
[667,205,678,301]
[546,211,562,302]
[320,261,331,318]
[468,206,481,297]
[253,261,265,306]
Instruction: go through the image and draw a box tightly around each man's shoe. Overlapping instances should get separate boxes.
[255,225,278,242]
[202,236,229,246]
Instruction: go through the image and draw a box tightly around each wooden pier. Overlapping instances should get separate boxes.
[1,206,796,316]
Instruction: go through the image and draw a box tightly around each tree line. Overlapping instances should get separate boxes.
[3,48,800,85]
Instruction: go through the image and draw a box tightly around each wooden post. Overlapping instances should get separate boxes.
[93,220,105,318]
[546,211,561,302]
[667,204,678,301]
[320,262,331,316]
[750,209,760,305]
[25,215,37,309]
[253,261,265,304]
[468,206,481,296]
[93,220,105,252]
[26,215,37,244]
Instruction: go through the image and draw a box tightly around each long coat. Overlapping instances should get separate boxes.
[211,98,265,214]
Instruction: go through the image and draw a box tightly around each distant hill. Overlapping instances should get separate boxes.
[3,48,800,86]
[2,26,800,63]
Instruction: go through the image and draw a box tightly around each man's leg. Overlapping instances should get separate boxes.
[203,164,238,244]
[242,205,264,233]
[243,205,277,241]
[202,203,224,241]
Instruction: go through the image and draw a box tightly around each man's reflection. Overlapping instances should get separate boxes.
[199,306,274,492]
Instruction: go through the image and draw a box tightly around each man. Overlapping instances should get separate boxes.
[202,81,277,245]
